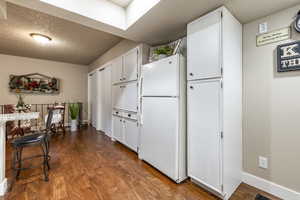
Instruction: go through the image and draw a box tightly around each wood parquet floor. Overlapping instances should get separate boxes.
[2,127,281,200]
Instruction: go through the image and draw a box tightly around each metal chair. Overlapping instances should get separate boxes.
[10,109,54,189]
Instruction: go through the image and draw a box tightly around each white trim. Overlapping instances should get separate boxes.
[0,178,7,196]
[243,172,300,200]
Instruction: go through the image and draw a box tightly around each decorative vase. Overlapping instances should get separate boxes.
[71,120,77,132]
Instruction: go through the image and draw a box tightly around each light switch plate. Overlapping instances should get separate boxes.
[259,156,268,169]
[259,22,268,34]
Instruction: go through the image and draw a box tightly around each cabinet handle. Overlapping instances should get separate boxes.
[123,120,126,123]
[120,119,122,122]
[189,73,194,76]
[190,86,194,89]
[128,114,131,117]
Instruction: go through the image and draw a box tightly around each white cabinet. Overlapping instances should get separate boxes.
[187,7,242,199]
[112,85,124,109]
[187,79,222,192]
[123,48,138,82]
[124,119,139,152]
[97,69,105,131]
[89,63,112,135]
[112,56,123,84]
[112,111,139,152]
[112,82,138,112]
[123,82,138,112]
[112,115,123,143]
[187,10,222,81]
[90,72,98,128]
[103,66,112,136]
[111,47,139,84]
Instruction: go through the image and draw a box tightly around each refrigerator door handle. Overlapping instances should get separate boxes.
[139,76,144,125]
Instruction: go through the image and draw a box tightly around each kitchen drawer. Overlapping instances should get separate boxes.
[113,109,123,117]
[123,112,137,120]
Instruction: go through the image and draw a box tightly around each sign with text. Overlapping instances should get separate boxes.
[277,41,300,72]
[257,27,290,47]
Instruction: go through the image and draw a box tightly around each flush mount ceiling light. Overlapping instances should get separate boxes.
[30,33,52,44]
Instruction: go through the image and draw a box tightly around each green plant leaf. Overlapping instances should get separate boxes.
[69,103,79,120]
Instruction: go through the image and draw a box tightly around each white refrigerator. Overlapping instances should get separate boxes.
[139,54,187,183]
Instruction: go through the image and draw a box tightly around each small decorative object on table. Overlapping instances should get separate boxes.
[16,95,31,111]
[14,95,32,136]
[69,103,79,132]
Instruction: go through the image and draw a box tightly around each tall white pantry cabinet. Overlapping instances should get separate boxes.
[187,7,242,200]
[88,64,112,136]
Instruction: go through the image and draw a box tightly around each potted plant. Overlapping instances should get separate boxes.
[69,103,80,132]
[154,46,173,59]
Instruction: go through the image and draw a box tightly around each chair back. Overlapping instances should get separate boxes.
[45,108,54,130]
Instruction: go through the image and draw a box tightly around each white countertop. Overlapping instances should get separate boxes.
[0,112,39,123]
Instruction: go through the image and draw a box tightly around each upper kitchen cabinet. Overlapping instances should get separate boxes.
[123,48,139,82]
[112,44,150,85]
[112,56,123,84]
[187,10,222,81]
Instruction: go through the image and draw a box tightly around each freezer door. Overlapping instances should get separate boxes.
[187,79,222,193]
[142,55,179,97]
[140,97,179,181]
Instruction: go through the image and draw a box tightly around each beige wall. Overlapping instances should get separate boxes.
[243,4,300,192]
[0,54,89,119]
[89,39,139,71]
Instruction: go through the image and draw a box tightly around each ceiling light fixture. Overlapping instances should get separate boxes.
[30,33,52,44]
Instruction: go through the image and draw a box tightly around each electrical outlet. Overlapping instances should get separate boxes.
[259,156,268,169]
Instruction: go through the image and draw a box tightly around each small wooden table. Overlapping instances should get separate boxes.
[0,112,39,196]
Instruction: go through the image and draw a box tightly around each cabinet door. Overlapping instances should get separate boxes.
[90,72,98,128]
[112,85,124,110]
[123,48,138,82]
[97,69,105,131]
[187,79,222,192]
[112,56,123,84]
[187,11,222,80]
[112,116,123,143]
[104,66,112,136]
[124,119,139,152]
[123,82,138,112]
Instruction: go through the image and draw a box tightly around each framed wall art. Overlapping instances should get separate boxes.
[9,73,60,94]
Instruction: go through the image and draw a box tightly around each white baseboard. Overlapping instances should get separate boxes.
[0,178,7,196]
[243,172,300,200]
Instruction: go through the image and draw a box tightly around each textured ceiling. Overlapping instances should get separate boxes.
[0,3,122,65]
